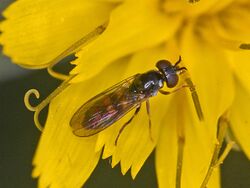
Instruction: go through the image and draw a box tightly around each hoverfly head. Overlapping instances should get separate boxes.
[156,56,187,88]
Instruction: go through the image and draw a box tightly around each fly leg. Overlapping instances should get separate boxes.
[159,84,189,95]
[115,105,141,145]
[146,100,153,142]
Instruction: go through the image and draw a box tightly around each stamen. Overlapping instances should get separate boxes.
[185,76,204,121]
[176,135,185,188]
[200,113,234,188]
[47,22,109,80]
[24,75,76,131]
[176,106,186,188]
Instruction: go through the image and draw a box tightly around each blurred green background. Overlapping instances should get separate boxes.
[0,1,250,187]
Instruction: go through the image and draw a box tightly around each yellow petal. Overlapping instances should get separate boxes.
[208,0,234,13]
[180,24,234,186]
[227,50,250,93]
[32,84,101,187]
[155,98,178,187]
[192,1,250,51]
[33,54,140,187]
[184,0,224,17]
[181,23,234,126]
[70,0,182,82]
[210,2,250,45]
[180,22,234,164]
[0,0,115,68]
[229,80,250,159]
[156,91,221,188]
[162,0,233,16]
[155,23,234,187]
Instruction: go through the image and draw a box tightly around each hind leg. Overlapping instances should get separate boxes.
[115,105,141,145]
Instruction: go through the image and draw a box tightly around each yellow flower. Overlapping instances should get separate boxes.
[1,0,250,187]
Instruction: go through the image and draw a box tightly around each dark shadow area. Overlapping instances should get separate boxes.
[221,150,250,188]
[0,0,14,20]
[0,69,59,188]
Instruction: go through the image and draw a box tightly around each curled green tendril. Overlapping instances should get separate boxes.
[47,66,70,81]
[24,89,43,131]
[24,23,108,129]
[24,89,40,111]
[24,75,76,132]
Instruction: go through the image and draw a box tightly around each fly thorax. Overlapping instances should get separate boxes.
[131,71,164,97]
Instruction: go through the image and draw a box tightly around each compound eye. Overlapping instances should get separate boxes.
[156,60,172,70]
[166,74,179,88]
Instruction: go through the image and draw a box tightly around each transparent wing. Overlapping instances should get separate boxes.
[70,74,146,137]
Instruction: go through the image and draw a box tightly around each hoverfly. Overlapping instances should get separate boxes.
[70,56,203,145]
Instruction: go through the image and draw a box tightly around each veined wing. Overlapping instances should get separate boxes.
[70,74,146,137]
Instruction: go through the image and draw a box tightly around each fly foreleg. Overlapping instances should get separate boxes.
[159,84,189,95]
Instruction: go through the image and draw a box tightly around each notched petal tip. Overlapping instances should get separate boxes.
[47,22,108,81]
